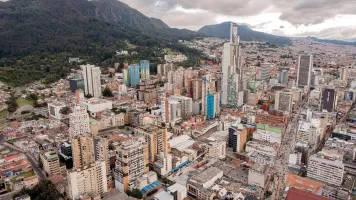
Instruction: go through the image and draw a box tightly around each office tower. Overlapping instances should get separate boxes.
[140,60,150,80]
[206,92,220,120]
[81,64,102,98]
[322,88,336,112]
[170,95,193,119]
[134,125,168,162]
[123,68,129,86]
[307,149,344,186]
[129,64,140,87]
[201,76,209,115]
[72,136,95,169]
[227,74,242,107]
[69,106,90,137]
[340,67,348,81]
[221,22,242,106]
[94,136,110,176]
[228,124,247,153]
[40,151,61,176]
[275,91,293,113]
[192,79,202,100]
[297,54,313,88]
[68,161,108,199]
[278,69,289,84]
[114,138,148,192]
[260,63,274,81]
[69,78,85,92]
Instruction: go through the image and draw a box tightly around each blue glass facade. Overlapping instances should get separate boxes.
[140,60,150,79]
[206,93,215,119]
[129,65,140,87]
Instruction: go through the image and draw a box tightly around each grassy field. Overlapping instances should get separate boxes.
[0,110,8,119]
[17,98,35,107]
[163,48,173,54]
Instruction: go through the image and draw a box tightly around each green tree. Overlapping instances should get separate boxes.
[13,180,62,200]
[102,87,113,97]
[126,188,142,199]
[6,92,18,112]
[257,100,263,105]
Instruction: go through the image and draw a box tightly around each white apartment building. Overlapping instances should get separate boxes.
[47,102,66,119]
[82,64,102,98]
[248,163,268,188]
[307,149,344,186]
[161,98,182,125]
[82,98,112,117]
[245,141,278,157]
[154,152,172,176]
[115,137,148,192]
[296,120,321,150]
[40,151,62,176]
[67,161,108,199]
[207,138,226,159]
[164,54,188,63]
[253,129,282,145]
[170,95,192,119]
[69,106,90,137]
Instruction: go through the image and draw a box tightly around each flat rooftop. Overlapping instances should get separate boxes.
[191,167,222,183]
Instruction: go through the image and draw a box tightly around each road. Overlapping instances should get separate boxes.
[2,142,46,180]
[0,191,17,200]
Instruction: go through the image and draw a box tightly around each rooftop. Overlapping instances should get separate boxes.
[44,151,58,160]
[191,167,222,183]
[286,173,325,194]
[285,188,329,200]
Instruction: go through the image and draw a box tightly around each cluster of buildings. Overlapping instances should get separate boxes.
[2,22,356,200]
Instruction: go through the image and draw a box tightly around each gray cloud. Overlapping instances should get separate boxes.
[120,0,356,26]
[295,26,356,41]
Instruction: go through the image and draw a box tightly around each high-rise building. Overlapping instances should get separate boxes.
[72,136,95,169]
[227,74,243,107]
[275,91,293,113]
[260,63,274,81]
[154,152,172,176]
[123,68,130,86]
[221,23,242,106]
[114,138,148,192]
[228,124,247,153]
[82,64,102,98]
[307,149,344,186]
[340,67,348,81]
[134,125,168,162]
[94,136,110,176]
[40,151,62,176]
[69,106,90,137]
[140,60,150,80]
[322,88,336,112]
[192,79,202,100]
[129,64,140,87]
[161,98,182,125]
[170,95,192,119]
[297,54,313,88]
[206,92,220,120]
[278,69,289,84]
[68,161,108,199]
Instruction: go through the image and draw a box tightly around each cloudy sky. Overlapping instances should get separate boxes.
[120,0,356,41]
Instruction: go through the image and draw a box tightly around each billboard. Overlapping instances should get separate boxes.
[322,89,335,112]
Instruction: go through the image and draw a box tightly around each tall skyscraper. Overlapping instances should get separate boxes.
[260,63,274,81]
[82,64,102,98]
[94,136,110,176]
[206,92,220,120]
[297,54,313,88]
[129,64,140,87]
[72,136,95,169]
[140,60,150,80]
[69,106,90,137]
[221,23,242,106]
[228,124,247,153]
[278,69,289,84]
[68,161,108,199]
[134,125,168,162]
[192,79,202,100]
[123,68,130,86]
[114,137,148,192]
[275,91,293,113]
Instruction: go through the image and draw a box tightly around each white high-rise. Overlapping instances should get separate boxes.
[82,64,102,98]
[68,161,108,199]
[221,23,242,106]
[69,106,90,137]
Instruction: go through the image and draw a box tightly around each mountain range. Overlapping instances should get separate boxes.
[0,0,201,58]
[198,22,292,46]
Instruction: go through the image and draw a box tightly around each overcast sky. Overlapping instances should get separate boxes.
[120,0,356,41]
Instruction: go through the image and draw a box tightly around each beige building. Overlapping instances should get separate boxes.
[40,151,62,176]
[207,138,226,159]
[68,161,108,199]
[134,124,168,162]
[248,163,268,188]
[69,106,90,137]
[94,136,110,176]
[72,136,95,169]
[114,137,149,192]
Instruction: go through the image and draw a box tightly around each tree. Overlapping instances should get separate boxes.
[6,92,18,112]
[257,100,263,105]
[102,87,113,97]
[28,93,38,101]
[126,188,142,199]
[59,106,71,115]
[13,180,62,200]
